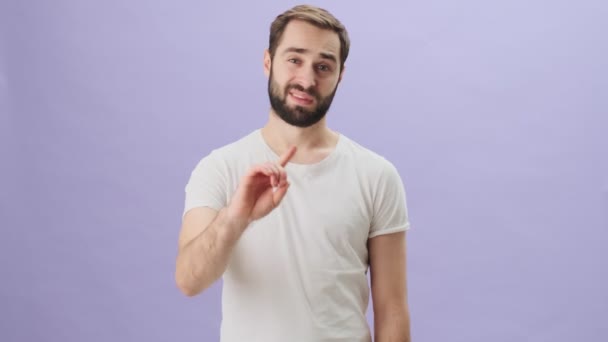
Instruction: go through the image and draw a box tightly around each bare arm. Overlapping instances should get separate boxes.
[175,146,297,297]
[369,231,411,342]
[175,207,247,296]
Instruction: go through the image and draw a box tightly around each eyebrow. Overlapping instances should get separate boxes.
[282,47,337,64]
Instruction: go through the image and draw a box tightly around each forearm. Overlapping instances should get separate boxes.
[175,208,248,296]
[374,307,411,342]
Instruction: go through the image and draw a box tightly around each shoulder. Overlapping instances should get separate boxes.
[339,134,401,179]
[211,130,261,158]
[194,130,261,166]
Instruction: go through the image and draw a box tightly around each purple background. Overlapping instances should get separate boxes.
[1,0,607,341]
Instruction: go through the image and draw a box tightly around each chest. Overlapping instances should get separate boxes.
[235,169,374,271]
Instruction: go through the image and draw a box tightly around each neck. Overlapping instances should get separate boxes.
[261,110,339,164]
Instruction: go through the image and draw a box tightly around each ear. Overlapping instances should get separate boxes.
[338,64,345,83]
[263,49,272,77]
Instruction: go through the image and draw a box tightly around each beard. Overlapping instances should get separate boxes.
[268,68,338,128]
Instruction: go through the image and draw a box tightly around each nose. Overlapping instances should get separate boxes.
[295,65,317,90]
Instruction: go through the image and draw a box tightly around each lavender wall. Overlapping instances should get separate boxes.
[1,0,606,341]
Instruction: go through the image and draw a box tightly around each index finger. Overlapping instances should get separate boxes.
[278,146,297,167]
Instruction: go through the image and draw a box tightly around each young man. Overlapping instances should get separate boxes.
[175,5,411,342]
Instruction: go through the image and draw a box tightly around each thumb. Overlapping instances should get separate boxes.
[272,182,290,207]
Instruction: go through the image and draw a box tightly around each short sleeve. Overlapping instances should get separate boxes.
[183,151,228,217]
[369,161,411,238]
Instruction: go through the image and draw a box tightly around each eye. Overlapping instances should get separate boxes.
[288,58,300,64]
[317,64,331,72]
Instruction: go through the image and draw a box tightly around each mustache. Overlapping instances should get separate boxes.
[285,84,319,99]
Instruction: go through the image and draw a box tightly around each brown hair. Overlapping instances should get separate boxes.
[268,5,350,72]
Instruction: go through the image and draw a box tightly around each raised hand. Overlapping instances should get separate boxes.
[226,146,297,224]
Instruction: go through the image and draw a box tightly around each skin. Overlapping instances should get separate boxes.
[175,19,410,342]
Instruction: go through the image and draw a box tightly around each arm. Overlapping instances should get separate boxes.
[369,231,411,342]
[175,146,297,297]
[175,206,247,296]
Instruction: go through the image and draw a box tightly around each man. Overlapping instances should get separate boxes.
[175,5,411,342]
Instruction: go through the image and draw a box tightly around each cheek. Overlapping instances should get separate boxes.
[276,64,298,82]
[271,70,286,85]
[270,75,288,97]
[321,78,339,94]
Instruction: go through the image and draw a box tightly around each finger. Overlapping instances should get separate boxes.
[243,166,269,187]
[277,165,287,187]
[267,163,282,186]
[263,165,277,187]
[251,164,272,177]
[278,146,297,167]
[272,181,290,205]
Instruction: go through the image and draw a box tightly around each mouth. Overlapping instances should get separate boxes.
[288,90,315,106]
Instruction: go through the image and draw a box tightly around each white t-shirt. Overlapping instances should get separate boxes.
[183,129,410,342]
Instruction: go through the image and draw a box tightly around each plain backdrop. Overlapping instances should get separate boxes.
[1,0,607,341]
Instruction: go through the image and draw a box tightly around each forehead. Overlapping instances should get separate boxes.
[277,20,340,58]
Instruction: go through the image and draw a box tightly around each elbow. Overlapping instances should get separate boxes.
[175,276,200,297]
[176,282,198,297]
[175,268,202,297]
